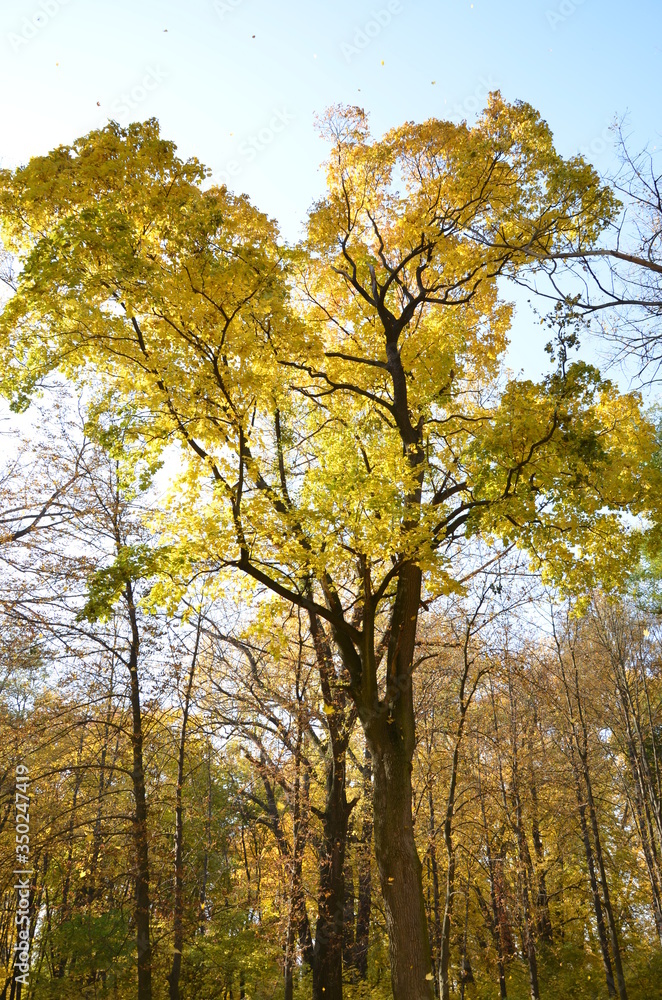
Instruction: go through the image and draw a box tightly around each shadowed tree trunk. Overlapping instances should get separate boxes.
[476,745,508,999]
[168,614,202,1000]
[553,621,627,1000]
[125,581,152,1000]
[345,745,373,982]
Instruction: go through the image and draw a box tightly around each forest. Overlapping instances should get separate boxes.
[1,94,662,1000]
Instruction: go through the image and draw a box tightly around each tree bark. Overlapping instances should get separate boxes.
[353,748,373,980]
[427,784,442,985]
[573,758,616,995]
[125,582,152,1000]
[312,752,352,1000]
[168,617,201,1000]
[476,747,508,999]
[369,729,434,1000]
[354,558,434,1000]
[554,625,627,1000]
[507,675,540,1000]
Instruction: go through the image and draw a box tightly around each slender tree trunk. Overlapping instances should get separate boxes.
[285,719,307,1000]
[439,635,475,1000]
[476,749,507,999]
[54,729,85,978]
[459,878,473,1000]
[570,655,628,1000]
[125,582,152,1000]
[168,618,201,1000]
[343,857,356,972]
[427,784,442,985]
[528,725,552,943]
[555,627,628,1000]
[508,677,539,1000]
[624,767,662,941]
[583,762,628,1000]
[88,670,119,911]
[354,748,373,981]
[554,625,617,998]
[199,743,213,934]
[439,848,455,1000]
[573,757,616,995]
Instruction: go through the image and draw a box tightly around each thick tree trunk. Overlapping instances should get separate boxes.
[356,557,434,1000]
[369,730,434,1000]
[308,609,355,1000]
[312,753,352,1000]
[125,582,152,1000]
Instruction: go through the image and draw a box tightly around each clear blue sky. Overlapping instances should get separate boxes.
[1,0,661,382]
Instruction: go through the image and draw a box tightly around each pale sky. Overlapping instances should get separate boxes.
[1,0,660,384]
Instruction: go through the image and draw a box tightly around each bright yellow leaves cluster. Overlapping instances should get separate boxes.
[0,100,657,609]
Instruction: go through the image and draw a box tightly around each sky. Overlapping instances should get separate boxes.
[0,0,661,385]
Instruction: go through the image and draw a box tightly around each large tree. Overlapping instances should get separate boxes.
[0,97,659,998]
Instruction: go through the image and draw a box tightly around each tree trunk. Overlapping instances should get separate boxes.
[555,626,616,998]
[573,758,616,996]
[583,764,628,1000]
[125,582,152,1000]
[439,849,455,1000]
[312,752,352,1000]
[556,629,628,1000]
[476,748,507,999]
[369,727,434,1000]
[354,748,373,980]
[507,676,539,1000]
[528,725,552,943]
[199,745,212,934]
[427,784,442,986]
[168,619,201,1000]
[439,634,475,1000]
[459,879,474,1000]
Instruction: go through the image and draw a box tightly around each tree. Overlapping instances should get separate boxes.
[519,130,662,383]
[0,99,659,998]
